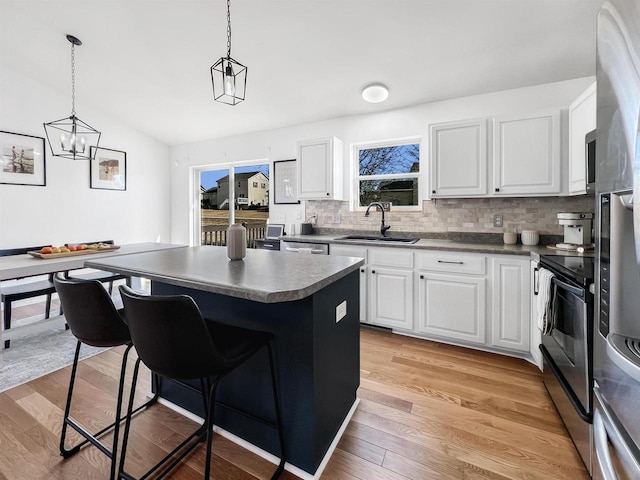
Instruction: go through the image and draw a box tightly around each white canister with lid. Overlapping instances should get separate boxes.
[521,230,539,246]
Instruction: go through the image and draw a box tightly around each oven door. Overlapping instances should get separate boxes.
[540,274,593,471]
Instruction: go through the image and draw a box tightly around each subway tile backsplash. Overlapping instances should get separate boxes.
[305,196,595,237]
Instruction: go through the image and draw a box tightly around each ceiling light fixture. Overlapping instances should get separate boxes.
[211,0,247,105]
[44,35,101,161]
[362,83,389,103]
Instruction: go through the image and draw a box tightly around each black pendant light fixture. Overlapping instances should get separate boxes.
[44,35,101,160]
[211,0,247,105]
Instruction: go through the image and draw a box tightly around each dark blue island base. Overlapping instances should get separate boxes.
[152,270,360,476]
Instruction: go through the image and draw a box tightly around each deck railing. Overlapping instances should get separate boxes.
[201,223,266,249]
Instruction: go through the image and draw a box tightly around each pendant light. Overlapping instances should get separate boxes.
[210,0,247,105]
[44,35,101,160]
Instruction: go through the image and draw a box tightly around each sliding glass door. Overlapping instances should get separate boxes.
[199,163,269,247]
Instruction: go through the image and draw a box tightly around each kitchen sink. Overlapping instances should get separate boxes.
[335,235,420,244]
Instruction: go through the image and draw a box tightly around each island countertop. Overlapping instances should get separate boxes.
[86,246,364,303]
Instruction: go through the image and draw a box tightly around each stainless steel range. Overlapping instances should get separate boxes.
[538,253,595,473]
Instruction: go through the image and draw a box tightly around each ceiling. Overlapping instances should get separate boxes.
[0,0,603,146]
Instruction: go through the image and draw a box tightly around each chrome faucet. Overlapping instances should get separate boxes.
[365,202,391,237]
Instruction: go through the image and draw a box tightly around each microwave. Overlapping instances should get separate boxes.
[586,129,596,194]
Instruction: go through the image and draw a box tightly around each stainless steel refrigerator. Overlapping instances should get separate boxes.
[593,0,640,478]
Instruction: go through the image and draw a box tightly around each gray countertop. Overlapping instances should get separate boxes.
[281,234,552,257]
[86,246,364,303]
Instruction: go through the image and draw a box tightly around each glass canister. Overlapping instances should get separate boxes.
[227,223,247,260]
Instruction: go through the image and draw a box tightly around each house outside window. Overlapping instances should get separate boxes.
[354,139,421,210]
[253,181,258,187]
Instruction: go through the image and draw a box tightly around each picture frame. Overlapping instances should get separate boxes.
[273,159,299,204]
[90,146,126,191]
[0,131,46,186]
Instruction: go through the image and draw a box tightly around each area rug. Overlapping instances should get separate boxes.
[0,320,108,393]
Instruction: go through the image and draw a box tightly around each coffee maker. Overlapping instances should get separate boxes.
[557,212,593,246]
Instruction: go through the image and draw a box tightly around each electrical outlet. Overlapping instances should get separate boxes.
[333,214,341,224]
[336,300,347,323]
[493,215,503,228]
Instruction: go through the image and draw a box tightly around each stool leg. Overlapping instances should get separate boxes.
[267,343,286,480]
[3,300,11,349]
[118,358,142,480]
[204,379,220,480]
[108,344,133,480]
[60,341,83,457]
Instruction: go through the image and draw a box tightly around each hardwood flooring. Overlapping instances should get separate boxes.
[0,302,588,479]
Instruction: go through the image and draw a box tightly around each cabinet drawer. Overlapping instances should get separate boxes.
[417,251,485,275]
[330,244,368,262]
[369,248,413,268]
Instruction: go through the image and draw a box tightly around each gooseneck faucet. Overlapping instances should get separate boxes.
[365,202,391,237]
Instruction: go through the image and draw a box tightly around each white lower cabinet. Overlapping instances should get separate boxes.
[417,272,486,344]
[416,251,487,344]
[490,256,531,352]
[368,248,414,330]
[330,243,533,358]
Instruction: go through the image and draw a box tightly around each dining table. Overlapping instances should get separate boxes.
[0,242,186,345]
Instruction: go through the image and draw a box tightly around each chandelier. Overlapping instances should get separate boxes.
[44,35,101,160]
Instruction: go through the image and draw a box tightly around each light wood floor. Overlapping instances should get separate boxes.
[0,302,588,480]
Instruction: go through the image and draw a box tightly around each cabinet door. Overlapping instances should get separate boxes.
[369,267,413,330]
[417,272,486,344]
[568,82,596,195]
[429,118,488,197]
[491,257,531,352]
[493,111,561,195]
[297,137,343,200]
[530,260,542,368]
[331,244,368,322]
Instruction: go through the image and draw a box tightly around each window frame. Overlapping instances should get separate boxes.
[351,136,423,212]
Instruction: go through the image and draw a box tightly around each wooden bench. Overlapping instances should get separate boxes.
[0,246,59,348]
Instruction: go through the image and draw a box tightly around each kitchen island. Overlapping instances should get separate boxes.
[86,246,363,478]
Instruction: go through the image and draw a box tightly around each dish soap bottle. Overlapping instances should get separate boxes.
[227,223,247,260]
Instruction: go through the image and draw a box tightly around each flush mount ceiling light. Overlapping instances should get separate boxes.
[362,83,389,103]
[211,0,247,105]
[44,35,101,161]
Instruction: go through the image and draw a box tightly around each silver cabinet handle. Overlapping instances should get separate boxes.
[437,260,464,265]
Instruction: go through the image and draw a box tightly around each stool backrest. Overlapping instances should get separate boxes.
[53,273,130,347]
[119,286,227,380]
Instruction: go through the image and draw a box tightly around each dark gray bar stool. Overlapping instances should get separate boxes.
[118,285,286,480]
[53,274,158,480]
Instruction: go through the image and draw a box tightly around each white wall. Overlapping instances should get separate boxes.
[0,66,171,248]
[170,76,595,245]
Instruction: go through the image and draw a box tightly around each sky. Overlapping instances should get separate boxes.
[200,163,270,190]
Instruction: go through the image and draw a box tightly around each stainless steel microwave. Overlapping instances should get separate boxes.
[586,129,596,194]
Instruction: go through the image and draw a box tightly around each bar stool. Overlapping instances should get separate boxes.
[118,285,286,480]
[53,274,158,480]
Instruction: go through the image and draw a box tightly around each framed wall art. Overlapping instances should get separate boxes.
[90,146,126,191]
[273,159,299,204]
[0,131,46,186]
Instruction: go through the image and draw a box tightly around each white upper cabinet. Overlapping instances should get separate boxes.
[493,110,561,196]
[429,109,562,198]
[429,118,488,197]
[568,82,596,195]
[297,137,343,200]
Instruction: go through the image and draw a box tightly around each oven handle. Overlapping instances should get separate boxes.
[539,344,592,423]
[551,276,585,299]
